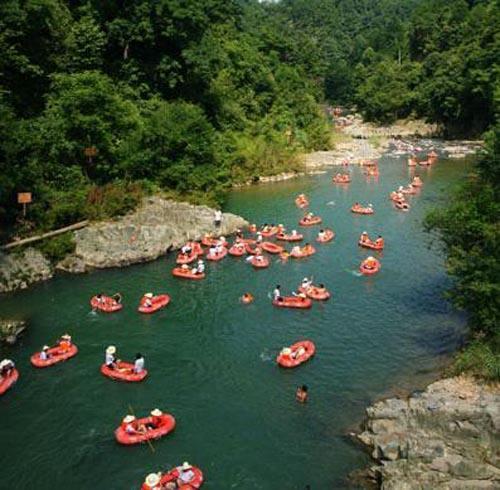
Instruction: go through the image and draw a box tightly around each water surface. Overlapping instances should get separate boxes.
[0,155,470,489]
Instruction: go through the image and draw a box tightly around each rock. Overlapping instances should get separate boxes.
[353,375,500,489]
[73,197,248,269]
[0,248,53,293]
[56,254,88,274]
[0,319,28,345]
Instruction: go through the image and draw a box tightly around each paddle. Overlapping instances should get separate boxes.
[128,404,155,453]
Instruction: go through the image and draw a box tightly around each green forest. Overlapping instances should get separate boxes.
[0,1,499,375]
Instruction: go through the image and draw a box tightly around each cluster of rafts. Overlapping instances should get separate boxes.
[0,154,435,488]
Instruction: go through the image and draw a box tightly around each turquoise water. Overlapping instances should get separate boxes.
[0,156,469,489]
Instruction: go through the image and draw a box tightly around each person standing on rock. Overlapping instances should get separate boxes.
[214,209,222,227]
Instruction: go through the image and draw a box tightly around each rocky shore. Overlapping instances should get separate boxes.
[0,319,28,345]
[0,197,248,293]
[354,375,500,489]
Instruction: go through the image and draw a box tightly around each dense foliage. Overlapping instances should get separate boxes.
[425,125,500,379]
[0,0,332,232]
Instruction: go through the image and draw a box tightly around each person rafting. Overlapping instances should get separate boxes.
[279,347,292,361]
[364,256,378,270]
[142,293,154,308]
[180,243,192,255]
[303,243,314,254]
[196,259,205,274]
[296,385,308,403]
[112,292,122,304]
[375,236,384,247]
[241,292,254,304]
[134,353,145,374]
[301,277,312,290]
[291,245,301,255]
[147,408,163,429]
[256,231,263,243]
[273,285,282,301]
[39,345,51,361]
[143,473,162,490]
[0,359,15,378]
[121,415,146,435]
[360,231,369,244]
[316,283,327,294]
[317,229,326,240]
[58,334,72,352]
[105,346,117,369]
[176,462,196,487]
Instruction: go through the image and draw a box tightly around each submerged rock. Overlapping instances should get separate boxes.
[355,376,500,489]
[71,196,248,270]
[0,319,28,345]
[0,248,53,293]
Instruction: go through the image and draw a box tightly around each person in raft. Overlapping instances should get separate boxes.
[317,229,326,240]
[134,353,145,374]
[303,243,314,253]
[296,385,308,403]
[121,415,147,435]
[39,345,51,361]
[0,359,15,378]
[143,473,162,490]
[105,345,117,369]
[291,229,299,237]
[196,259,205,274]
[291,245,301,255]
[301,277,312,290]
[375,235,384,247]
[58,334,72,352]
[256,231,263,243]
[147,408,163,429]
[273,285,282,301]
[112,292,122,304]
[142,292,154,308]
[180,243,192,255]
[214,209,222,227]
[364,256,378,270]
[360,231,369,243]
[176,462,196,487]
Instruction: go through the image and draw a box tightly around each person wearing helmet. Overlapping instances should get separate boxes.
[105,346,117,369]
[176,462,195,487]
[39,345,51,361]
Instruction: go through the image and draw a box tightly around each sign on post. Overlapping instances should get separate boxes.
[17,192,32,217]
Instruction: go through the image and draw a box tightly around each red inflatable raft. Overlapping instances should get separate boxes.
[351,205,374,215]
[115,413,176,445]
[298,286,331,301]
[228,244,246,256]
[101,361,148,382]
[272,296,312,309]
[90,295,123,313]
[261,242,284,254]
[276,233,303,242]
[201,237,228,248]
[260,227,279,238]
[172,268,205,280]
[290,246,316,258]
[299,216,322,226]
[250,256,270,269]
[316,229,335,243]
[30,344,78,368]
[359,239,384,251]
[176,251,198,265]
[141,466,204,489]
[360,258,381,275]
[0,369,19,396]
[276,340,316,368]
[332,174,351,184]
[138,294,170,314]
[206,248,228,261]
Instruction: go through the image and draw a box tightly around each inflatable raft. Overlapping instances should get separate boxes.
[290,246,316,258]
[351,205,374,215]
[0,369,19,396]
[332,174,351,184]
[261,227,279,238]
[141,466,204,489]
[272,296,312,309]
[176,251,198,265]
[228,244,246,256]
[360,258,381,275]
[101,361,148,382]
[250,256,269,269]
[138,294,170,314]
[299,216,322,226]
[30,344,78,368]
[261,242,284,254]
[276,233,303,242]
[115,413,176,445]
[90,295,123,313]
[316,229,335,243]
[298,286,330,300]
[359,239,384,251]
[206,248,228,261]
[172,268,205,280]
[277,340,316,368]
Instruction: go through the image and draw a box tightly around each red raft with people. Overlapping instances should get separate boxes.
[172,267,205,280]
[276,340,316,368]
[115,413,176,445]
[138,294,170,314]
[30,344,78,368]
[176,251,198,265]
[298,286,331,301]
[101,361,148,382]
[206,248,228,261]
[141,465,204,490]
[272,296,312,309]
[299,216,322,226]
[316,229,335,243]
[90,295,123,313]
[351,204,374,215]
[261,242,284,254]
[359,235,384,250]
[290,245,316,258]
[332,173,351,184]
[276,232,303,242]
[0,369,19,396]
[360,257,381,275]
[201,236,228,248]
[250,256,269,269]
[260,226,279,238]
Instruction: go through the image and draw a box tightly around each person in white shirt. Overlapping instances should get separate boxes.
[197,260,205,274]
[301,277,312,289]
[105,346,117,368]
[256,232,263,243]
[39,345,50,360]
[176,462,195,486]
[291,229,298,236]
[134,353,145,373]
[273,285,281,300]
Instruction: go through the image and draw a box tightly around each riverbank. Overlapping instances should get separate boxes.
[352,375,500,489]
[0,197,247,293]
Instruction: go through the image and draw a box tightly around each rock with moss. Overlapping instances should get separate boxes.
[0,249,53,293]
[0,319,28,345]
[355,376,500,489]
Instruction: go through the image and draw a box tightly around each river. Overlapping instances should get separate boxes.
[0,154,470,489]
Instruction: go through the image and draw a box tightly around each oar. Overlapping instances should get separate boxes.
[128,404,155,453]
